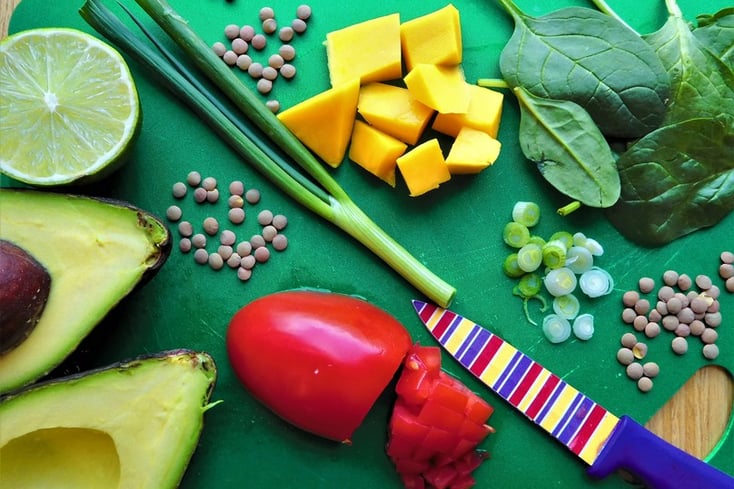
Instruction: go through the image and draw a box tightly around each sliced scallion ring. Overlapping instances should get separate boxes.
[517,243,543,272]
[553,294,580,319]
[565,246,594,274]
[544,267,577,297]
[503,221,531,248]
[549,231,574,250]
[579,267,614,298]
[572,313,595,340]
[542,239,567,269]
[542,314,571,343]
[503,253,525,278]
[512,201,541,227]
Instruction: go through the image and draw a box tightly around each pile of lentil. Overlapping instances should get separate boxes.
[166,171,289,282]
[213,5,312,112]
[617,251,732,392]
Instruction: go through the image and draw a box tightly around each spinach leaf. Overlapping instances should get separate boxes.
[514,87,620,208]
[694,7,734,65]
[607,115,734,246]
[645,8,734,125]
[497,1,670,139]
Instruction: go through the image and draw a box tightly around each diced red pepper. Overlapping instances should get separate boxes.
[386,344,495,489]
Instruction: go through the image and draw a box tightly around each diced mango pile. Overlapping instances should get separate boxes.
[277,4,504,196]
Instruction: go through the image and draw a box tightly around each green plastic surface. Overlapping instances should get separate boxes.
[5,0,734,487]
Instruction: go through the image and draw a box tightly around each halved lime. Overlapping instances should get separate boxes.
[0,28,140,186]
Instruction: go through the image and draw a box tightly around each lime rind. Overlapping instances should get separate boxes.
[0,28,140,186]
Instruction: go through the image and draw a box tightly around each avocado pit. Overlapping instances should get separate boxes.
[0,240,52,354]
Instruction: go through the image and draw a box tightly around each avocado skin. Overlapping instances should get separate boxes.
[0,189,172,394]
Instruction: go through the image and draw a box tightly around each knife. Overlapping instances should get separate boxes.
[412,300,734,489]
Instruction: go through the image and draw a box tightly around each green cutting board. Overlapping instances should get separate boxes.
[6,0,733,487]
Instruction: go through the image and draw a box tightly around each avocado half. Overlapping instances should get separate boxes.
[0,189,171,394]
[0,349,217,488]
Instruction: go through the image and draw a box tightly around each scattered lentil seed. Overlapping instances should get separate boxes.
[178,221,193,237]
[644,322,661,338]
[662,315,679,331]
[229,180,245,195]
[248,62,264,78]
[257,78,273,94]
[223,50,238,66]
[179,238,192,253]
[279,44,296,61]
[232,38,249,55]
[695,274,713,290]
[194,187,207,203]
[237,54,253,71]
[637,377,653,393]
[262,18,278,34]
[705,286,720,300]
[296,4,312,20]
[617,347,635,365]
[212,41,227,57]
[209,252,225,270]
[634,299,650,315]
[705,311,722,327]
[677,307,695,324]
[632,315,648,332]
[250,234,266,249]
[220,229,237,246]
[279,26,294,42]
[240,25,255,41]
[642,362,660,378]
[258,209,274,225]
[726,277,734,293]
[251,34,267,50]
[721,251,734,264]
[229,208,246,224]
[241,254,256,269]
[632,342,648,359]
[192,233,207,248]
[677,274,692,291]
[656,300,668,316]
[187,171,202,186]
[638,277,655,293]
[194,248,209,264]
[674,323,690,337]
[254,246,270,263]
[702,343,720,360]
[202,176,217,191]
[265,100,281,113]
[689,319,706,336]
[701,328,718,344]
[166,205,183,221]
[280,63,296,79]
[217,245,233,260]
[237,267,253,281]
[172,182,187,198]
[272,234,288,251]
[227,253,242,268]
[666,296,683,314]
[229,195,245,208]
[262,225,278,242]
[648,309,662,323]
[224,23,240,40]
[626,362,644,380]
[662,270,678,286]
[262,66,278,81]
[622,290,639,307]
[272,214,288,230]
[237,241,252,256]
[291,18,307,33]
[621,308,636,324]
[658,286,675,301]
[671,336,688,355]
[259,6,275,20]
[690,295,709,314]
[203,217,219,235]
[206,189,220,203]
[621,332,638,348]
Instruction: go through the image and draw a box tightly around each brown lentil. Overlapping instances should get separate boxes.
[206,189,220,203]
[634,299,650,315]
[237,241,252,257]
[229,208,246,225]
[237,267,253,281]
[638,277,655,293]
[236,54,253,71]
[258,209,274,225]
[251,34,267,50]
[254,246,270,263]
[633,315,648,332]
[662,270,678,286]
[223,50,238,66]
[265,100,281,113]
[616,347,635,365]
[690,295,709,314]
[666,297,683,314]
[259,6,275,20]
[626,362,644,380]
[705,285,720,300]
[203,217,219,235]
[674,323,690,337]
[224,23,240,40]
[677,273,692,291]
[701,328,718,344]
[656,300,668,316]
[194,187,207,203]
[702,343,720,360]
[178,221,193,237]
[721,251,734,264]
[202,176,217,191]
[240,25,255,41]
[262,66,278,81]
[642,362,660,378]
[241,254,256,269]
[621,332,638,348]
[262,225,278,242]
[229,195,245,208]
[166,205,183,221]
[622,290,639,307]
[279,44,296,61]
[658,286,675,301]
[232,37,249,55]
[208,252,225,270]
[695,274,713,290]
[621,308,636,324]
[250,234,266,249]
[217,245,233,260]
[296,4,312,20]
[272,214,288,230]
[291,18,307,33]
[677,307,695,324]
[726,277,734,293]
[227,253,242,268]
[637,377,653,393]
[172,182,187,198]
[257,78,273,94]
[220,230,237,246]
[245,188,261,204]
[187,171,202,186]
[662,315,679,331]
[280,63,296,79]
[671,336,688,355]
[689,319,706,336]
[648,309,662,323]
[262,18,278,34]
[705,311,722,327]
[632,342,648,359]
[248,62,264,79]
[179,238,192,253]
[272,234,288,251]
[191,234,207,249]
[279,26,294,42]
[212,41,227,57]
[194,248,209,264]
[644,322,661,338]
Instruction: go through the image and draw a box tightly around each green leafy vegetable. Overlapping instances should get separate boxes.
[645,3,734,125]
[79,0,456,307]
[693,7,734,66]
[513,87,620,208]
[607,115,734,246]
[496,0,670,138]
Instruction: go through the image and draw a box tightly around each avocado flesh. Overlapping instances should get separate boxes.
[0,189,171,394]
[0,350,217,489]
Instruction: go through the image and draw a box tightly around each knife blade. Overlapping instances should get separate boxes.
[412,300,734,489]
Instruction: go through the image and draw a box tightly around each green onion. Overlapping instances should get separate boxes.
[544,267,577,297]
[503,222,530,248]
[573,232,604,256]
[542,314,571,343]
[572,313,595,340]
[565,246,594,274]
[552,294,580,319]
[513,273,546,325]
[579,267,614,298]
[511,201,540,227]
[549,231,574,250]
[80,0,456,307]
[517,243,542,272]
[542,239,567,269]
[503,253,525,278]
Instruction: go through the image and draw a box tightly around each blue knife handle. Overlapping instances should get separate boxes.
[587,415,734,488]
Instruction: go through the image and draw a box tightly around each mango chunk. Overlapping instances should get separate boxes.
[357,83,435,145]
[433,84,505,138]
[445,127,501,174]
[400,4,462,72]
[349,121,407,186]
[404,64,470,114]
[277,78,360,167]
[326,13,402,87]
[396,139,451,196]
